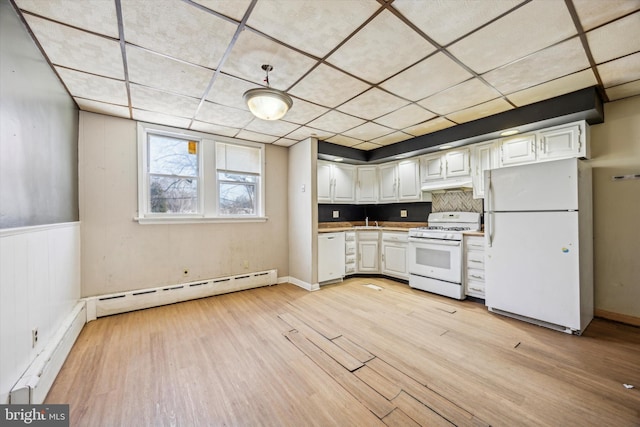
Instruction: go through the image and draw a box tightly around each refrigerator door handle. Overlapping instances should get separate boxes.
[487,170,493,247]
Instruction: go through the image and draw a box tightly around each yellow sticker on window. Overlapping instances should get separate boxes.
[188,141,197,155]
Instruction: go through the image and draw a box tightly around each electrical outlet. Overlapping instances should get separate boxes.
[32,328,38,348]
[332,210,339,218]
[400,210,408,218]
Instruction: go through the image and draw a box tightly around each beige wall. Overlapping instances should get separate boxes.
[590,95,640,318]
[287,138,318,289]
[79,112,289,297]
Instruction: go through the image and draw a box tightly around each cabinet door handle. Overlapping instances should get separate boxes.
[470,274,483,279]
[470,259,482,263]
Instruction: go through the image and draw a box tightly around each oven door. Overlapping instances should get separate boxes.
[408,237,462,283]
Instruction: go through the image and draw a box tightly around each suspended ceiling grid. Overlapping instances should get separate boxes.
[11,0,640,151]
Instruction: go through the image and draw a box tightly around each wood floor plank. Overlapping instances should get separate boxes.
[279,311,364,372]
[353,365,402,401]
[382,408,422,427]
[393,391,455,427]
[332,335,375,363]
[285,330,396,419]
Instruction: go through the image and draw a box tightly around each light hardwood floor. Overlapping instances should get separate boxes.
[46,278,640,426]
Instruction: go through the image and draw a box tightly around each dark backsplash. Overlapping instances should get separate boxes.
[319,202,432,222]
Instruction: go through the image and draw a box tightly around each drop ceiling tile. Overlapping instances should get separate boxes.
[483,37,590,95]
[598,52,640,87]
[506,69,597,107]
[286,126,335,142]
[126,46,214,99]
[273,138,299,147]
[220,30,317,89]
[195,101,255,128]
[326,135,363,147]
[132,109,192,129]
[247,0,379,58]
[573,0,640,31]
[55,67,128,105]
[121,0,237,68]
[446,98,513,124]
[306,111,366,134]
[244,119,300,137]
[326,9,436,83]
[342,122,395,141]
[190,121,240,137]
[337,88,409,120]
[75,98,130,119]
[130,84,201,118]
[587,13,640,64]
[278,98,329,125]
[369,132,413,146]
[351,142,383,151]
[605,79,640,100]
[235,130,279,144]
[392,0,522,46]
[374,104,436,130]
[206,74,254,110]
[447,1,576,74]
[191,0,253,21]
[403,117,456,137]
[24,15,124,79]
[418,78,502,115]
[16,0,119,37]
[288,64,370,107]
[380,52,473,101]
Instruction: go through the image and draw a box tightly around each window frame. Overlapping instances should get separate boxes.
[137,122,267,224]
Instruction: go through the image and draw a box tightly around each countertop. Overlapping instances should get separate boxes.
[318,221,484,236]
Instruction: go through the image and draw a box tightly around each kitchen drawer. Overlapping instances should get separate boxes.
[345,232,356,242]
[345,263,356,275]
[357,231,379,241]
[466,236,484,250]
[382,232,408,243]
[466,279,485,297]
[345,241,356,255]
[466,251,485,268]
[467,267,485,282]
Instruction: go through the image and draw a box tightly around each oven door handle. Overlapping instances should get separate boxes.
[408,237,461,246]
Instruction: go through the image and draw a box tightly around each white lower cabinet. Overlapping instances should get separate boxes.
[381,232,408,280]
[357,231,379,273]
[318,232,345,283]
[464,235,485,298]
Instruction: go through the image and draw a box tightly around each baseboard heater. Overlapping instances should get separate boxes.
[86,269,277,320]
[10,302,86,404]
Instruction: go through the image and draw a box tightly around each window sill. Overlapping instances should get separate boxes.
[134,216,268,225]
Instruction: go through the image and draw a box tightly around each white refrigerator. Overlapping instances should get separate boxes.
[484,158,593,334]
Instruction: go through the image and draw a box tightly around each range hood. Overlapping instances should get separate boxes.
[421,178,473,192]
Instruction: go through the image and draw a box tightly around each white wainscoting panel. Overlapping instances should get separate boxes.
[0,222,81,404]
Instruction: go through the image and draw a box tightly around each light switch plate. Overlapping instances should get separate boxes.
[400,210,408,218]
[332,210,340,218]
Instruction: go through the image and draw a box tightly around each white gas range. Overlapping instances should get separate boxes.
[408,212,481,300]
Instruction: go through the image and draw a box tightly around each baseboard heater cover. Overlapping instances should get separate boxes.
[10,302,86,404]
[86,269,277,320]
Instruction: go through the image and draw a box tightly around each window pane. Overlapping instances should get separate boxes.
[149,134,198,176]
[218,172,257,183]
[150,176,198,213]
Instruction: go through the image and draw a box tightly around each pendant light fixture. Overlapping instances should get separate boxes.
[243,64,293,121]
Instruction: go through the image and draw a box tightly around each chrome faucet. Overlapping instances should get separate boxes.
[365,217,369,227]
[375,221,379,227]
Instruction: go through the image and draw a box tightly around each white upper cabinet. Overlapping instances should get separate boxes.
[317,161,333,203]
[397,159,421,201]
[379,159,420,202]
[471,141,496,199]
[420,154,444,182]
[378,162,399,202]
[538,122,589,161]
[445,149,471,177]
[317,161,356,203]
[498,133,537,167]
[356,166,379,203]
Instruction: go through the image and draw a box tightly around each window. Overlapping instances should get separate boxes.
[138,123,265,223]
